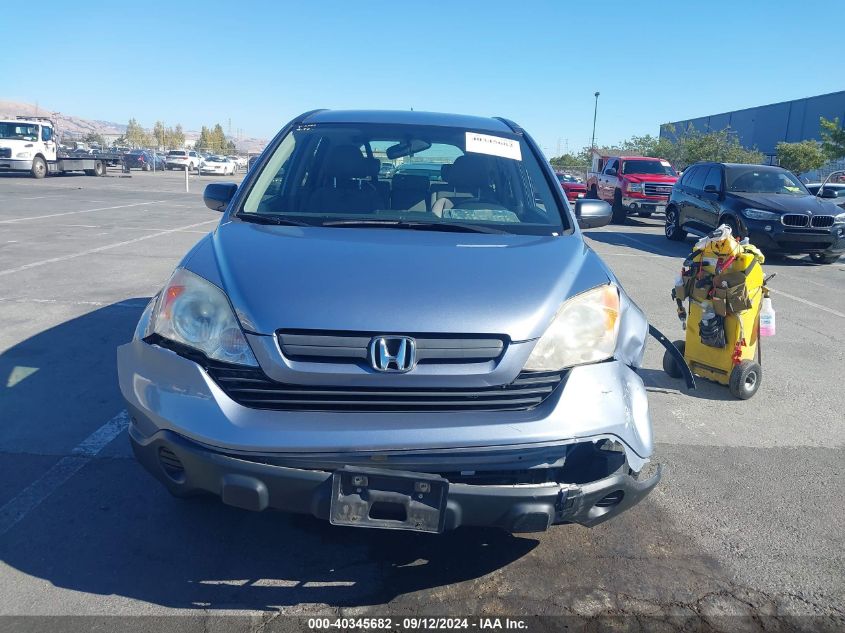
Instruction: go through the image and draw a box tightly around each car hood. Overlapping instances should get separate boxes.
[624,174,677,184]
[186,221,612,341]
[729,192,842,214]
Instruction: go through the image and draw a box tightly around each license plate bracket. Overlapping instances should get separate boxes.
[330,467,448,533]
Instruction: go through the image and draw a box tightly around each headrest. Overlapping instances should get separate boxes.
[440,164,452,181]
[392,173,429,190]
[447,154,489,190]
[323,144,371,179]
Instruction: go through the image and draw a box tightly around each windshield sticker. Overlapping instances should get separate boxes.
[465,132,522,161]
[660,160,671,167]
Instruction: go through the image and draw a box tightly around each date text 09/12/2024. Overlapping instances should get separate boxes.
[306,617,528,630]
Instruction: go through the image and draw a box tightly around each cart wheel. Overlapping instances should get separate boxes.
[94,160,106,176]
[662,340,685,378]
[729,360,762,400]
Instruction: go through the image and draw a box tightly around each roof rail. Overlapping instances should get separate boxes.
[16,115,56,125]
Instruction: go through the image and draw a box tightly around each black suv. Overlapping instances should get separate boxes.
[665,162,845,264]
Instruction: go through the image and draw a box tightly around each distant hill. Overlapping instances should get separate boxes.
[0,100,267,154]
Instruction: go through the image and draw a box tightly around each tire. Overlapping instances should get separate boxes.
[665,206,686,241]
[142,162,151,172]
[637,211,653,218]
[611,189,627,224]
[662,340,686,379]
[31,156,47,179]
[729,360,762,400]
[94,160,106,176]
[587,185,599,199]
[809,252,840,264]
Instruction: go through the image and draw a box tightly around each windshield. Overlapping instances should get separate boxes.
[168,151,186,156]
[621,159,677,176]
[727,167,809,195]
[239,123,567,235]
[0,122,39,141]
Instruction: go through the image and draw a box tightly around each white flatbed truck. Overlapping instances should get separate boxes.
[0,116,118,178]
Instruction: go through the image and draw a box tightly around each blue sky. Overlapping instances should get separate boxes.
[1,0,840,155]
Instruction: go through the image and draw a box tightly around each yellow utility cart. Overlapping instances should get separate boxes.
[663,226,769,399]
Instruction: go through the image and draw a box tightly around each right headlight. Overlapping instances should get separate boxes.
[834,212,845,224]
[148,268,257,366]
[524,284,620,371]
[741,208,780,221]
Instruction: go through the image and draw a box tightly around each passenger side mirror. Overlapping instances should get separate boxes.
[818,188,837,199]
[575,199,612,229]
[203,183,238,212]
[703,184,720,193]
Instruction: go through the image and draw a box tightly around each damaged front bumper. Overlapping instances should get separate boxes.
[130,426,661,532]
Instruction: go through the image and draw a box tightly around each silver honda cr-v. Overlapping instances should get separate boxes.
[117,109,668,533]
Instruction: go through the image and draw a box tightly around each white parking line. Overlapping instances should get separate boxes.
[0,410,129,537]
[0,297,150,308]
[770,288,845,319]
[0,200,168,224]
[0,219,216,277]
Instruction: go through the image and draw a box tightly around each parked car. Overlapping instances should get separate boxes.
[378,161,395,179]
[393,161,447,181]
[586,155,678,223]
[664,162,845,264]
[125,149,166,171]
[806,182,845,210]
[556,172,587,205]
[118,109,671,534]
[228,155,248,170]
[199,155,237,175]
[166,149,201,171]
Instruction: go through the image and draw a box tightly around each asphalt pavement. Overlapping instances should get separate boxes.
[0,170,842,631]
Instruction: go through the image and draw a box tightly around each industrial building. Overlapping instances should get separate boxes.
[660,90,845,164]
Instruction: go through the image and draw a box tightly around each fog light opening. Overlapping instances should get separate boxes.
[158,447,186,483]
[595,490,625,508]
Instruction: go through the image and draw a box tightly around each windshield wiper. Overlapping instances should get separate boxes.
[236,213,312,227]
[320,219,507,234]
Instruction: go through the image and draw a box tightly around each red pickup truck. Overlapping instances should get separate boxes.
[585,155,678,224]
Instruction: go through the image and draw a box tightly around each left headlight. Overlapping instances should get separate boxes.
[524,284,620,371]
[148,268,258,366]
[742,208,780,221]
[16,151,32,159]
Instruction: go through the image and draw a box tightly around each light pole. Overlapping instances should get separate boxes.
[591,91,600,149]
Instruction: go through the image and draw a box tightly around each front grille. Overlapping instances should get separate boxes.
[0,148,11,159]
[207,360,564,412]
[811,215,834,228]
[782,214,809,227]
[643,183,672,197]
[278,331,505,365]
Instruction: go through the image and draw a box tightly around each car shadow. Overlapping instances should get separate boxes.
[637,368,737,402]
[0,300,538,610]
[583,228,693,259]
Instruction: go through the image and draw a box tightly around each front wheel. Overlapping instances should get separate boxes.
[665,207,686,241]
[729,360,762,400]
[611,190,627,224]
[662,340,686,379]
[31,156,47,179]
[809,252,841,264]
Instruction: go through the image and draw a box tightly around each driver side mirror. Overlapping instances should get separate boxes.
[818,188,837,199]
[575,199,612,229]
[703,184,721,194]
[605,168,617,177]
[203,183,238,212]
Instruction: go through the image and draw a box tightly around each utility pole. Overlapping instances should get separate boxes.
[591,91,600,149]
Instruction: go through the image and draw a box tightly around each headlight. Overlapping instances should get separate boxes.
[149,268,257,366]
[16,151,32,159]
[834,212,845,224]
[524,284,620,371]
[626,182,644,193]
[742,208,780,221]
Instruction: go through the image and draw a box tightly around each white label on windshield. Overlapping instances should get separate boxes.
[465,132,522,161]
[660,160,671,167]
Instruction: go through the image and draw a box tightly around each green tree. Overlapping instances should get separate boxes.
[82,132,106,146]
[619,134,660,157]
[153,121,166,148]
[776,140,825,175]
[819,116,845,160]
[125,118,148,147]
[196,125,212,152]
[657,125,763,168]
[169,124,185,149]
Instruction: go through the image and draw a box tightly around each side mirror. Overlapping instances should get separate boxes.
[703,184,720,194]
[203,183,238,212]
[819,188,837,199]
[606,168,617,177]
[575,199,612,229]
